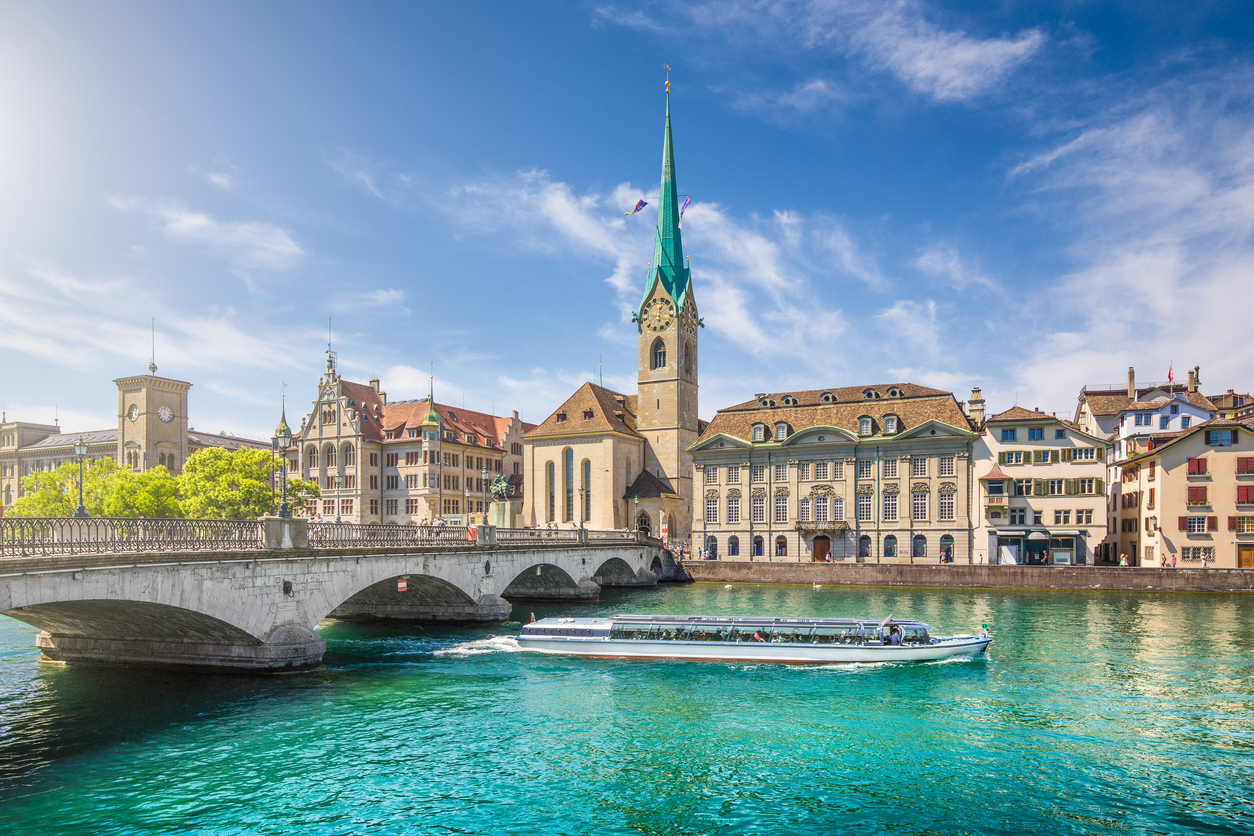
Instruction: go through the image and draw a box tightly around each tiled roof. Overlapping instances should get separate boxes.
[1124,418,1245,463]
[1121,392,1217,412]
[624,469,675,499]
[979,462,1011,481]
[697,384,972,444]
[188,431,270,451]
[1080,393,1132,417]
[722,382,951,411]
[23,429,117,448]
[986,406,1055,423]
[525,383,642,440]
[339,380,387,442]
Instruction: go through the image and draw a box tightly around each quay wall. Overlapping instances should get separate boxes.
[681,561,1254,594]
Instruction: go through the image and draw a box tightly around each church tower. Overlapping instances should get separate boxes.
[115,362,192,473]
[636,88,700,535]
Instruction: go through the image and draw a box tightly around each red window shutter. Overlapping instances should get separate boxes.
[1240,486,1252,503]
[1178,516,1188,531]
[1229,516,1238,531]
[1199,486,1207,504]
[1199,458,1208,474]
[1144,517,1151,532]
[1208,516,1218,531]
[1187,458,1197,474]
[1149,488,1155,505]
[1204,430,1213,445]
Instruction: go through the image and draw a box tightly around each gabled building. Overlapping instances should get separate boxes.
[689,383,976,563]
[1119,419,1254,568]
[523,89,703,545]
[973,406,1111,565]
[293,353,531,524]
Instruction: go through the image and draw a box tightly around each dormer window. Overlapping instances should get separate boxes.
[887,387,902,398]
[583,409,594,420]
[820,392,834,404]
[753,424,765,442]
[759,397,775,408]
[884,415,898,434]
[407,428,418,438]
[556,412,567,423]
[859,417,873,436]
[863,389,880,400]
[774,423,788,441]
[781,396,797,406]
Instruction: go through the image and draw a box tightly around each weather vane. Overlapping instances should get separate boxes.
[663,63,670,93]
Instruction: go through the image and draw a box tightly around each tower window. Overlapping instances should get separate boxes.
[683,341,691,374]
[651,338,666,370]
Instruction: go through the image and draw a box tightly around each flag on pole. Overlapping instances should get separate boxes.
[625,200,648,216]
[1167,363,1174,384]
[678,195,690,228]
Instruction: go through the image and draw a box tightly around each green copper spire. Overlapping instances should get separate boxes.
[641,91,690,310]
[421,374,441,426]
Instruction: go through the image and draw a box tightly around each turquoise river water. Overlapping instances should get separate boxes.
[1,583,1252,835]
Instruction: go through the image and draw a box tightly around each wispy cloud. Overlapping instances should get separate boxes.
[733,78,849,116]
[195,155,240,191]
[914,243,998,291]
[111,197,305,272]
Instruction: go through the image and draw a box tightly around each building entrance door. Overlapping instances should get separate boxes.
[1239,546,1254,569]
[813,536,830,562]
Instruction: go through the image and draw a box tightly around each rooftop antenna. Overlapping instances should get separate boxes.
[599,355,603,387]
[149,317,158,375]
[55,404,59,428]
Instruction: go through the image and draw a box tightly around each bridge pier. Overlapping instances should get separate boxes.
[35,624,325,672]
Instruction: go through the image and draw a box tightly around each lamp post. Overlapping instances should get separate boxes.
[273,402,292,519]
[578,486,585,529]
[72,437,88,518]
[634,495,639,532]
[334,474,343,523]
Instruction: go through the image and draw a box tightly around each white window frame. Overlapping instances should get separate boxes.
[751,496,765,523]
[939,491,955,521]
[774,495,788,523]
[774,464,787,482]
[751,464,765,482]
[705,497,718,524]
[939,456,955,477]
[705,468,718,485]
[912,491,928,521]
[727,496,741,524]
[815,496,829,522]
[911,456,927,477]
[882,458,898,478]
[815,461,829,480]
[859,419,872,436]
[799,498,811,521]
[856,494,872,522]
[1187,516,1207,533]
[856,459,872,479]
[799,462,811,481]
[883,493,898,522]
[833,497,845,521]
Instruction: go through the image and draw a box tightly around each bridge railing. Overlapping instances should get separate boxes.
[0,517,264,557]
[307,522,472,548]
[496,527,581,544]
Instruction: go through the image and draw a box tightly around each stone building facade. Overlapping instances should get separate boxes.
[292,354,531,524]
[0,365,266,515]
[689,384,976,563]
[1118,419,1254,568]
[523,91,702,544]
[973,406,1111,565]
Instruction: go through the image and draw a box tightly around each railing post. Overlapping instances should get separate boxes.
[578,528,588,545]
[261,516,309,550]
[478,524,496,546]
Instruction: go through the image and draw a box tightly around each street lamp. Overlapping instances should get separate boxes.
[272,402,292,519]
[72,437,88,518]
[334,474,343,523]
[578,486,585,529]
[634,495,639,532]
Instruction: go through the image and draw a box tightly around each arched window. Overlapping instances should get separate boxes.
[775,423,787,441]
[913,534,927,559]
[753,535,764,556]
[859,418,872,436]
[858,535,871,558]
[684,341,692,374]
[342,444,355,466]
[775,536,788,556]
[940,534,954,563]
[753,425,765,442]
[563,448,574,522]
[884,534,898,558]
[324,444,337,468]
[546,461,555,522]
[728,535,740,556]
[636,510,652,534]
[651,338,666,370]
[582,459,591,521]
[705,535,718,556]
[306,445,318,470]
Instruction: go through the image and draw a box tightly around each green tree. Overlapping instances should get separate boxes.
[177,447,319,520]
[102,466,182,518]
[8,458,119,517]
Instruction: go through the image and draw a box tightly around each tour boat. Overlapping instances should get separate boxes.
[517,614,991,664]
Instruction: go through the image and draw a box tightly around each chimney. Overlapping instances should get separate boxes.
[1127,366,1136,400]
[1187,368,1196,394]
[369,378,380,392]
[512,409,519,420]
[968,387,986,425]
[1194,365,1201,390]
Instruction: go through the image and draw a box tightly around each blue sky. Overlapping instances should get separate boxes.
[2,1,1253,438]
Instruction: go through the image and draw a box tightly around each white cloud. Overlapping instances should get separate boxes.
[914,243,998,291]
[734,78,849,116]
[111,197,304,272]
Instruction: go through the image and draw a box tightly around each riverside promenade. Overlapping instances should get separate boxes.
[682,560,1254,593]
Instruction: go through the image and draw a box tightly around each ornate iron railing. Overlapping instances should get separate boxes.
[0,517,264,558]
[307,522,472,548]
[496,527,580,544]
[588,529,639,541]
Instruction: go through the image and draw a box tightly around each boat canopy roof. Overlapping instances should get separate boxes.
[605,614,931,629]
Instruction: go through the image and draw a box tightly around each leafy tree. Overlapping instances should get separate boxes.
[7,458,119,517]
[102,466,182,518]
[177,447,319,520]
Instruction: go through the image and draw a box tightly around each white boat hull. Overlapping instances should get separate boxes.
[516,635,991,664]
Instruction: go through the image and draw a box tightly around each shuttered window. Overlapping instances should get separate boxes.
[1187,486,1208,505]
[1187,458,1207,474]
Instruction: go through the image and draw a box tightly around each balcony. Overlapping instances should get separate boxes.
[984,495,1007,507]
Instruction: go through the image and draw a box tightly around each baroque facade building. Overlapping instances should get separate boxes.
[689,384,976,562]
[973,406,1111,565]
[292,354,531,524]
[1118,418,1254,568]
[523,91,702,544]
[0,364,266,514]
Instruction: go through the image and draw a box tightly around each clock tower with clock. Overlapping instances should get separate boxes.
[633,89,701,542]
[115,362,192,473]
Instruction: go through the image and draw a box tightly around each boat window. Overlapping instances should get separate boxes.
[901,626,931,645]
[649,623,690,641]
[611,623,651,640]
[733,625,773,643]
[813,626,858,645]
[861,625,883,644]
[770,625,814,643]
[688,624,732,642]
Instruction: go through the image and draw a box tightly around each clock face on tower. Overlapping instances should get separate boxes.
[681,298,698,336]
[642,298,675,332]
[128,404,139,421]
[157,405,174,422]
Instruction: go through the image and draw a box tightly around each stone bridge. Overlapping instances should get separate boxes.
[0,517,673,672]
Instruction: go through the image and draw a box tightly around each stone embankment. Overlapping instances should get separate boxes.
[681,561,1254,594]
